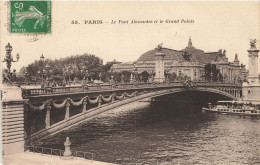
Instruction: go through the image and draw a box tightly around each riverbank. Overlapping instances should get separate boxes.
[2,152,116,165]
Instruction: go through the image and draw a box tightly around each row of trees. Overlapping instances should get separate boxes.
[18,54,114,83]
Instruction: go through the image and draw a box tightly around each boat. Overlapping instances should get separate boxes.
[202,100,260,116]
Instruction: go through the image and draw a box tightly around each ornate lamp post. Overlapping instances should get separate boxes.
[68,65,73,82]
[45,64,50,81]
[165,68,170,82]
[2,43,20,83]
[80,65,88,84]
[24,68,29,85]
[217,72,220,83]
[210,72,213,82]
[99,72,102,81]
[109,68,116,84]
[44,64,52,86]
[202,73,206,83]
[178,70,181,81]
[151,70,155,82]
[194,70,197,82]
[133,61,138,82]
[39,54,45,85]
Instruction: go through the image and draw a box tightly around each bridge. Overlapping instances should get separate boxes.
[16,81,242,145]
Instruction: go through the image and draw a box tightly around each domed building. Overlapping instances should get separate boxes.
[110,37,247,83]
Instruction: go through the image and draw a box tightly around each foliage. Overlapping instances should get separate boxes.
[19,54,108,82]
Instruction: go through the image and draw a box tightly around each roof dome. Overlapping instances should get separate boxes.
[137,37,220,64]
[137,48,183,62]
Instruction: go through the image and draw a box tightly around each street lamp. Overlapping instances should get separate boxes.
[64,64,73,85]
[194,70,197,82]
[202,73,206,83]
[165,68,170,82]
[133,61,137,82]
[2,43,20,83]
[80,65,88,84]
[45,64,50,81]
[210,72,213,82]
[39,54,45,85]
[24,68,29,85]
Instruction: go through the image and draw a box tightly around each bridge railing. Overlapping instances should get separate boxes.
[21,82,172,97]
[26,145,96,160]
[21,81,241,97]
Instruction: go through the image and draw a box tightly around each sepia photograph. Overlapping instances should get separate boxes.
[1,1,260,165]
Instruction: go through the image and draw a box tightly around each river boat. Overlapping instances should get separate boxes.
[202,100,260,116]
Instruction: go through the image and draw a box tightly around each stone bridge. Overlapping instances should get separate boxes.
[18,82,242,145]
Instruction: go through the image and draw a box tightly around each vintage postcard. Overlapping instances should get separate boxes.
[1,1,260,165]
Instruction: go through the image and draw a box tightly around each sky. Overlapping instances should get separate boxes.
[1,1,260,72]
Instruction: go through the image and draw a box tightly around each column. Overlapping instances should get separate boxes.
[45,103,51,128]
[247,40,259,85]
[98,95,102,107]
[154,46,165,82]
[65,101,70,120]
[82,99,87,112]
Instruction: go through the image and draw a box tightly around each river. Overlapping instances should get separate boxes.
[41,92,260,164]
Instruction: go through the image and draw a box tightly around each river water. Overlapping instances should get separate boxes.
[41,92,260,164]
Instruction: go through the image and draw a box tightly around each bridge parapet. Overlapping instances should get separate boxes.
[22,82,242,99]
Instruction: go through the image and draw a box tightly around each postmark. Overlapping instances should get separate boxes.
[10,1,51,34]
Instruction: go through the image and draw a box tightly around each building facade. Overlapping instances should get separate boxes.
[110,38,247,83]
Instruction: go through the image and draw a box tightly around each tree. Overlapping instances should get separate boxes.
[19,53,105,83]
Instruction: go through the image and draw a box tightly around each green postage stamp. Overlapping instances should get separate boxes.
[10,1,51,34]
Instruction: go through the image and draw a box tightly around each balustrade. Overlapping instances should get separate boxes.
[21,81,241,98]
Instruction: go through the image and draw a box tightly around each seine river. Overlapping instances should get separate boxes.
[41,92,260,164]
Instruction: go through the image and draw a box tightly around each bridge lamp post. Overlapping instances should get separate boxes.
[217,72,220,83]
[178,70,181,81]
[210,72,213,82]
[99,72,102,81]
[80,66,88,84]
[45,64,52,86]
[151,70,155,82]
[111,73,114,84]
[165,68,170,82]
[194,70,197,82]
[131,68,136,83]
[40,54,45,85]
[133,61,137,82]
[24,69,29,85]
[202,73,206,83]
[2,43,20,83]
[66,64,73,85]
[62,72,67,86]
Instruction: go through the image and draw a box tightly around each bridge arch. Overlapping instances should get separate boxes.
[145,87,237,101]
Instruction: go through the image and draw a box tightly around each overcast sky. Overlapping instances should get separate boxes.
[1,1,259,72]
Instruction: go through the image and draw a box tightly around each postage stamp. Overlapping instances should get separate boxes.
[10,1,51,34]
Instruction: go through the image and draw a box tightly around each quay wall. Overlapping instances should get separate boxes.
[2,100,26,155]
